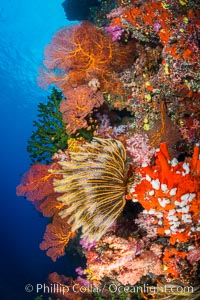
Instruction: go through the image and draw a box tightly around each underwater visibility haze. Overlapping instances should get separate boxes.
[0,1,78,299]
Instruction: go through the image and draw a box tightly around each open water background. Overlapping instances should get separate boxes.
[0,1,80,299]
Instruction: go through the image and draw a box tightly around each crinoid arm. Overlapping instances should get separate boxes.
[51,138,129,242]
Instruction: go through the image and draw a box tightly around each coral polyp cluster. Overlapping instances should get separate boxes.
[132,143,200,245]
[17,0,200,299]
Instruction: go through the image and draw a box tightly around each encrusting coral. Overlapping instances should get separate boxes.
[95,0,199,144]
[51,138,134,243]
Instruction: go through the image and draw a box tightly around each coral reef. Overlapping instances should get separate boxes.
[17,1,200,299]
[62,0,100,21]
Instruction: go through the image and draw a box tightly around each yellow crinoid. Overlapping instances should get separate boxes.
[51,138,132,242]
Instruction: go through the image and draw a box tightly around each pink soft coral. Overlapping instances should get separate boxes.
[117,250,163,285]
[86,233,163,285]
[126,133,155,166]
[135,212,158,239]
[187,247,200,264]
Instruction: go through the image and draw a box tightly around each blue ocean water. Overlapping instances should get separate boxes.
[0,1,80,299]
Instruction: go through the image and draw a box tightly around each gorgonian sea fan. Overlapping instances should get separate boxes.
[51,138,133,242]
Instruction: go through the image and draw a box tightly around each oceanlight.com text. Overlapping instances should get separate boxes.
[108,283,194,294]
[25,282,194,296]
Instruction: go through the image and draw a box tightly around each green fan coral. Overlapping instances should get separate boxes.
[51,138,133,242]
[27,88,70,164]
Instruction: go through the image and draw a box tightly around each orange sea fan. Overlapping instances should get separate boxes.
[17,163,76,261]
[48,272,93,300]
[60,84,104,134]
[39,192,67,218]
[16,163,62,202]
[38,21,135,95]
[40,214,76,262]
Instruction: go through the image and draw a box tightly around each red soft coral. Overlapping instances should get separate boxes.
[132,143,200,245]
